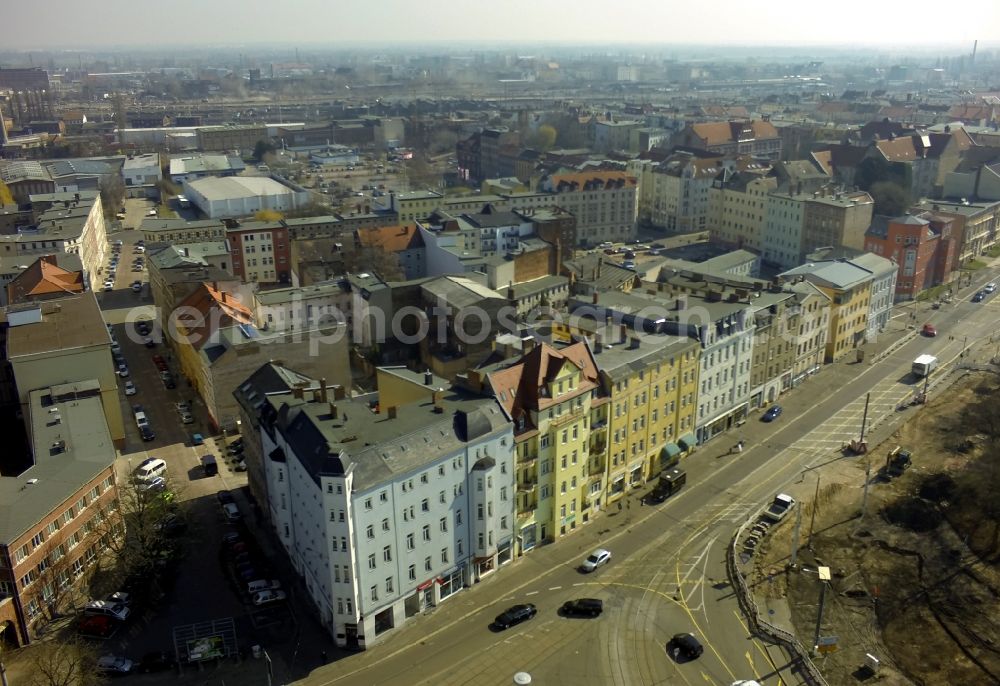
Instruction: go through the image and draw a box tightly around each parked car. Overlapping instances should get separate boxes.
[76,614,120,638]
[233,460,247,472]
[138,476,167,495]
[137,651,175,674]
[493,603,537,630]
[252,590,287,606]
[175,400,192,413]
[223,502,241,522]
[140,425,155,442]
[761,405,782,422]
[179,411,194,424]
[668,632,704,660]
[560,598,604,617]
[84,600,130,622]
[131,281,143,292]
[96,655,134,675]
[103,281,115,292]
[155,514,187,536]
[144,337,155,348]
[117,363,130,377]
[191,433,205,446]
[247,579,282,594]
[580,548,612,573]
[216,490,235,506]
[124,381,137,396]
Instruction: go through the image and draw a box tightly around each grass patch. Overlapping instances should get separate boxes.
[964,259,989,271]
[916,284,951,302]
[984,245,1000,258]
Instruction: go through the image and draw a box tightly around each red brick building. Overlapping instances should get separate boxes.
[225,220,292,284]
[864,212,957,300]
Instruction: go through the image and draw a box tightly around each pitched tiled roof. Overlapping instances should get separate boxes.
[174,282,253,351]
[549,170,636,191]
[356,224,424,253]
[5,254,85,304]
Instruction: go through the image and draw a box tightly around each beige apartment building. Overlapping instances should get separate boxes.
[4,293,124,448]
[709,172,776,251]
[800,190,874,260]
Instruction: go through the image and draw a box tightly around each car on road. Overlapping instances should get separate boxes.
[179,411,194,424]
[124,381,137,396]
[973,290,986,302]
[252,589,287,606]
[560,598,604,617]
[580,548,612,573]
[191,433,204,445]
[986,282,997,293]
[761,405,782,422]
[96,654,134,675]
[131,281,143,292]
[922,323,937,337]
[175,400,192,413]
[493,603,537,629]
[117,363,130,377]
[668,632,704,660]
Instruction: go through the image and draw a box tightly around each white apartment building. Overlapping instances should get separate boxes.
[762,191,807,269]
[708,172,777,251]
[628,153,723,233]
[248,373,515,650]
[0,192,108,292]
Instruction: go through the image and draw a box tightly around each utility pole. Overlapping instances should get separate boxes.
[813,566,832,654]
[808,475,821,549]
[790,497,804,567]
[859,392,870,445]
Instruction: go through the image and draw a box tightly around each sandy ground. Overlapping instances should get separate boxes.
[753,369,1000,686]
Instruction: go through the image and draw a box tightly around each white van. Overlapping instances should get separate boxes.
[134,458,166,483]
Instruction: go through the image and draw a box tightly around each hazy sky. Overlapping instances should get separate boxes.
[7,0,999,50]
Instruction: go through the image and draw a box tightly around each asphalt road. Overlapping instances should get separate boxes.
[293,266,1000,686]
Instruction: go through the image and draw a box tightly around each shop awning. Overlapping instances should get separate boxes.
[662,443,681,458]
[678,433,698,451]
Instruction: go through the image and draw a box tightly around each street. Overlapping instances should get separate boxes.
[292,266,1000,686]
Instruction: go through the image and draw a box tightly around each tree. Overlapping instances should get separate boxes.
[155,179,182,199]
[527,124,557,152]
[343,244,405,282]
[0,180,14,206]
[252,139,277,162]
[254,209,284,222]
[869,181,911,216]
[99,173,126,216]
[23,637,102,686]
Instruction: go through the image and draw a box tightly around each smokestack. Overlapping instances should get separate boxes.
[973,39,978,62]
[0,103,8,147]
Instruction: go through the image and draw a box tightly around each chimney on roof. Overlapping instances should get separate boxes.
[329,402,337,419]
[628,336,640,350]
[319,378,328,403]
[619,323,627,344]
[424,370,433,385]
[432,390,444,413]
[675,295,687,311]
[523,337,536,354]
[592,291,599,304]
[387,406,397,419]
[292,385,304,399]
[333,385,347,400]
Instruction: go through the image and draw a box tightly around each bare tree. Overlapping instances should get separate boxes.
[99,173,126,216]
[24,637,102,686]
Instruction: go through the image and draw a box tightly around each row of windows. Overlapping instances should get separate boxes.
[13,478,112,565]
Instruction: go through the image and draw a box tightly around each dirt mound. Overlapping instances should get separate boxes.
[882,496,943,532]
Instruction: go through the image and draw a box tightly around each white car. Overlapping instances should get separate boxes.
[146,209,157,216]
[117,364,129,377]
[103,281,115,291]
[580,548,612,573]
[96,655,134,675]
[985,282,997,293]
[252,589,287,606]
[124,381,137,396]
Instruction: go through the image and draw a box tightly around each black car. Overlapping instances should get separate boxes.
[137,651,176,673]
[140,425,155,442]
[669,633,704,659]
[560,598,603,617]
[494,603,537,629]
[761,405,782,422]
[216,490,235,506]
[973,290,986,303]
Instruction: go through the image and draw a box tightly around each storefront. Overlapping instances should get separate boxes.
[438,566,465,601]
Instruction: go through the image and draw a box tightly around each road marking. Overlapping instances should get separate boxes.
[547,586,561,591]
[733,610,784,686]
[525,590,538,596]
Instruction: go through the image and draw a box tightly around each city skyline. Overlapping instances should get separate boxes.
[5,0,999,51]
